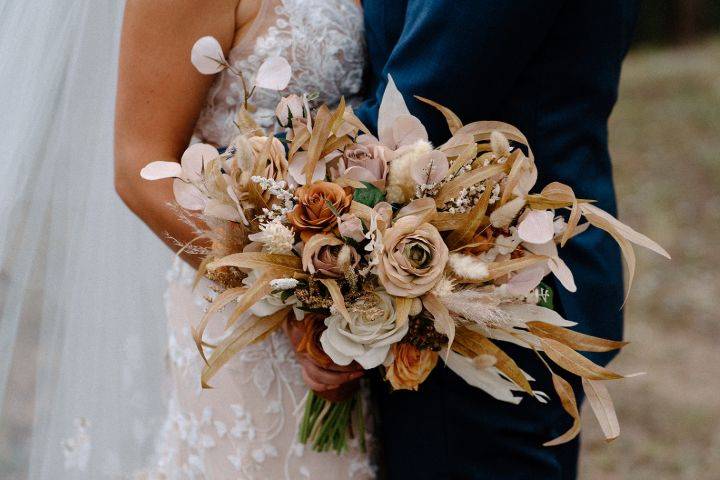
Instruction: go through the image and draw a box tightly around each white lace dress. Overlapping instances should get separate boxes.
[144,1,374,478]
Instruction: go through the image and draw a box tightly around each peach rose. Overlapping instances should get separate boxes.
[385,343,438,391]
[287,182,352,240]
[378,215,449,297]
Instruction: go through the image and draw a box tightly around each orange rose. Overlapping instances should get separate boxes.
[295,313,335,369]
[287,182,352,241]
[385,343,439,391]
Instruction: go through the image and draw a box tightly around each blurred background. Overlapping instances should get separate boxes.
[579,1,720,478]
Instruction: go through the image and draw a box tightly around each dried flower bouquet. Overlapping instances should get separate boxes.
[141,37,670,453]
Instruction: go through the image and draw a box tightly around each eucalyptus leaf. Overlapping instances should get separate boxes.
[353,181,385,208]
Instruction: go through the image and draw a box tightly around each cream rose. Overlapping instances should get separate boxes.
[320,291,409,369]
[378,215,449,297]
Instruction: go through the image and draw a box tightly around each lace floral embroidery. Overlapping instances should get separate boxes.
[193,0,365,146]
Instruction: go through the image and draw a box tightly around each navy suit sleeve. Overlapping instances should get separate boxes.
[354,0,563,144]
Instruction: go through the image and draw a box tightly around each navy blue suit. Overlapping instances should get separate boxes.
[354,1,637,478]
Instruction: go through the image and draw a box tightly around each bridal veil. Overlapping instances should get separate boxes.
[0,0,170,477]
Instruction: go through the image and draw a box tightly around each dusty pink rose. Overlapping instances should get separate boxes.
[302,234,360,278]
[378,215,449,297]
[338,214,365,242]
[342,137,391,184]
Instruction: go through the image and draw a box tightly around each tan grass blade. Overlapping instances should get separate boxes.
[527,322,627,352]
[422,293,456,353]
[457,330,533,395]
[414,95,463,134]
[304,105,332,184]
[209,252,303,272]
[445,180,495,249]
[582,378,620,442]
[543,373,581,446]
[201,308,289,387]
[540,338,624,380]
[192,286,246,365]
[435,163,507,207]
[319,278,351,322]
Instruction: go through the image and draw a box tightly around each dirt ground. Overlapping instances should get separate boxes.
[578,37,720,479]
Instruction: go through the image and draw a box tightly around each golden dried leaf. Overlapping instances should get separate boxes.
[498,151,525,206]
[422,293,456,352]
[289,125,311,159]
[329,96,346,134]
[319,278,351,322]
[582,378,620,442]
[540,338,624,380]
[304,105,332,184]
[225,271,277,328]
[445,180,495,249]
[209,252,303,273]
[394,297,413,328]
[455,121,534,161]
[527,321,627,352]
[446,143,478,178]
[543,373,581,446]
[431,211,469,231]
[192,286,246,365]
[342,108,371,135]
[483,254,548,281]
[435,163,507,207]
[414,95,463,134]
[456,329,533,395]
[201,308,289,387]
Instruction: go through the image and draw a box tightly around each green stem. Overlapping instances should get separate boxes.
[298,390,364,454]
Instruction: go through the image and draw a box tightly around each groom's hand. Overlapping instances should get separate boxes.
[284,319,364,402]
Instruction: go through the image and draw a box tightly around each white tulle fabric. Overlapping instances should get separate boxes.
[143,1,374,478]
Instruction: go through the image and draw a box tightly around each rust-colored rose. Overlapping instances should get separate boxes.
[287,182,352,241]
[385,343,438,391]
[294,313,335,369]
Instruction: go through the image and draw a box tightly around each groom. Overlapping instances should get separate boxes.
[303,1,637,478]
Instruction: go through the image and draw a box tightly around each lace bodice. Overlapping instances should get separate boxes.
[193,0,365,146]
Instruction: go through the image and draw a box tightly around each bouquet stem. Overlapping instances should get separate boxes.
[298,390,365,454]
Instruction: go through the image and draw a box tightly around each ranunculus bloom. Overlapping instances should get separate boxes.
[301,234,360,278]
[320,291,409,369]
[385,343,439,391]
[378,215,449,297]
[287,182,352,240]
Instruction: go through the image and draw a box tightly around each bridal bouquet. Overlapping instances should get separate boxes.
[141,37,669,453]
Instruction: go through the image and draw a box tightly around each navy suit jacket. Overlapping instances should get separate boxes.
[354,1,637,478]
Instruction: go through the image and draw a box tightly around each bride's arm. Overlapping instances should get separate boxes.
[114,0,240,267]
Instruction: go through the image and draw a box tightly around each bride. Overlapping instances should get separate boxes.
[114,0,374,478]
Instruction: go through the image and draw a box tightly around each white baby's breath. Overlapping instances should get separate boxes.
[248,221,295,254]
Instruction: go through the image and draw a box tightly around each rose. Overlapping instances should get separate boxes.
[294,313,335,368]
[378,215,449,297]
[320,290,409,369]
[384,343,439,391]
[342,141,390,184]
[287,182,352,241]
[301,234,360,278]
[337,214,365,242]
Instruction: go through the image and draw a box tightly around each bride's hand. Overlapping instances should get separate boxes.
[284,319,364,401]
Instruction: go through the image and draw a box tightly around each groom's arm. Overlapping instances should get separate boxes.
[354,0,563,143]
